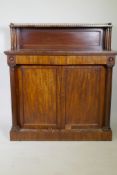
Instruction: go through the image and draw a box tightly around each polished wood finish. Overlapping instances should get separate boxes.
[5,23,116,141]
[65,66,105,129]
[15,55,108,65]
[14,28,103,51]
[9,23,112,51]
[18,66,58,129]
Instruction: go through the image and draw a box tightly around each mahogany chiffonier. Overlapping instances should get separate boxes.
[5,23,116,141]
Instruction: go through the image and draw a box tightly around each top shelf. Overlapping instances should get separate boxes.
[9,23,113,51]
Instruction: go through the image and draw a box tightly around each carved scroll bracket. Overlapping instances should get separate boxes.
[7,56,16,67]
[107,57,115,67]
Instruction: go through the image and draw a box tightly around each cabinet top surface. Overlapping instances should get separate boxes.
[5,50,117,56]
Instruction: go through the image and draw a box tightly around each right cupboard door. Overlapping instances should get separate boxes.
[64,66,106,130]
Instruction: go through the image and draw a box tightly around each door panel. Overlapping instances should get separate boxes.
[17,66,59,129]
[64,66,106,129]
[16,65,106,130]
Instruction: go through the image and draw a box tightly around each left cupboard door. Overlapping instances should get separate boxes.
[15,66,61,129]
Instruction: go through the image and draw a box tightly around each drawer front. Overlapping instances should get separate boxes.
[15,55,108,65]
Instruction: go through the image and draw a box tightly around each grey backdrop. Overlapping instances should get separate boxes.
[0,0,117,135]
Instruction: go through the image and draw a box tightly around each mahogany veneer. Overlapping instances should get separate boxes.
[5,23,117,141]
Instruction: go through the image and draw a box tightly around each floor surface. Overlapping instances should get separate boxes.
[0,118,117,175]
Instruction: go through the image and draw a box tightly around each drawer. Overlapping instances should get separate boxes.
[15,55,108,65]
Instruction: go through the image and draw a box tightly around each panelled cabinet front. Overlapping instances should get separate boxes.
[14,62,106,131]
[7,54,114,140]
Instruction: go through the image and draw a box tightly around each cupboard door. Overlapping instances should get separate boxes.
[17,66,60,129]
[64,66,106,129]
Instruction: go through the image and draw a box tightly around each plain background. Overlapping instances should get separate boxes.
[0,0,117,175]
